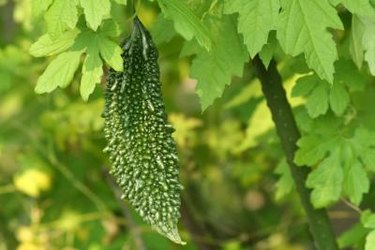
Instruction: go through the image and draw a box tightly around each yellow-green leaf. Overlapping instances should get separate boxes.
[80,0,111,31]
[29,29,79,57]
[35,51,82,93]
[80,48,103,101]
[44,0,79,38]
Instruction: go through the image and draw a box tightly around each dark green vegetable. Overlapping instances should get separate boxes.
[102,17,184,244]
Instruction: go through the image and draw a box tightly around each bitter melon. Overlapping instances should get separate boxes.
[103,17,184,244]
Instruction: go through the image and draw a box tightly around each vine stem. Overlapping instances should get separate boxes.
[252,56,338,250]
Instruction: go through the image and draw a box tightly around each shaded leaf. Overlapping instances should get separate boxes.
[329,81,350,116]
[157,0,212,50]
[188,15,248,110]
[306,82,329,118]
[98,38,123,72]
[330,0,375,16]
[295,135,337,166]
[306,150,344,208]
[224,0,280,57]
[343,161,369,205]
[274,159,294,200]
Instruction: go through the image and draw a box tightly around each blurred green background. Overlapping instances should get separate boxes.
[0,1,364,249]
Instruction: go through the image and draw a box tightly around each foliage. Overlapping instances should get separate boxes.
[1,0,375,249]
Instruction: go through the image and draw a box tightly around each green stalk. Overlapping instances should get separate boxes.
[252,56,338,250]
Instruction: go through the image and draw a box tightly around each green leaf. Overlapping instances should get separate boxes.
[306,81,329,118]
[29,29,79,57]
[100,19,121,38]
[330,0,375,16]
[361,16,375,75]
[157,0,212,50]
[306,149,344,208]
[112,0,127,5]
[277,0,343,83]
[72,22,123,71]
[334,59,366,91]
[350,15,375,75]
[297,125,373,207]
[258,38,276,69]
[343,161,369,205]
[224,0,279,57]
[292,74,319,97]
[274,159,294,200]
[293,60,359,118]
[338,223,368,249]
[362,210,375,229]
[365,230,375,250]
[329,81,350,116]
[98,38,123,72]
[187,15,248,110]
[44,0,79,38]
[62,20,122,99]
[80,0,111,31]
[295,135,337,166]
[35,51,83,93]
[360,147,375,172]
[350,16,365,69]
[32,0,52,17]
[80,46,103,101]
[151,15,177,44]
[353,128,375,172]
[294,107,314,132]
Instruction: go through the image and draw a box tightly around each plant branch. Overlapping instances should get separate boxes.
[252,56,338,250]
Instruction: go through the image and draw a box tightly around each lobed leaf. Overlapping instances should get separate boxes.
[80,0,111,31]
[329,81,350,116]
[305,82,329,118]
[295,135,337,166]
[187,15,248,110]
[306,150,344,208]
[157,0,212,50]
[80,46,103,101]
[350,16,365,69]
[343,162,369,205]
[277,0,343,83]
[98,38,123,72]
[274,159,294,200]
[31,0,52,17]
[35,51,83,94]
[224,0,280,57]
[44,0,79,38]
[29,29,79,57]
[330,0,375,16]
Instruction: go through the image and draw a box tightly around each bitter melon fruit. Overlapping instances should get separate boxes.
[103,17,184,244]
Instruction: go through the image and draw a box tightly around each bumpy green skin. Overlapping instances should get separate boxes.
[103,18,184,244]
